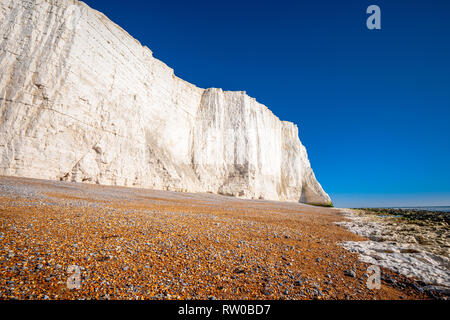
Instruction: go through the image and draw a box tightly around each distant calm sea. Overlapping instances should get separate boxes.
[390,206,450,213]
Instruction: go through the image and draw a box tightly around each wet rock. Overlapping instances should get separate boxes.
[382,275,396,285]
[411,283,424,293]
[344,270,356,278]
[294,280,304,286]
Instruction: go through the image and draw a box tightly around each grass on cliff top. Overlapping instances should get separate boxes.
[310,202,334,208]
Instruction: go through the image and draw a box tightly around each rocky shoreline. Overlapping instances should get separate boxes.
[336,208,449,299]
[359,208,449,224]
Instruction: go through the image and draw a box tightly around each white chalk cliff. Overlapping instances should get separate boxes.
[0,0,332,205]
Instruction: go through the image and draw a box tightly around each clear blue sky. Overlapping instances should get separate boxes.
[82,0,450,208]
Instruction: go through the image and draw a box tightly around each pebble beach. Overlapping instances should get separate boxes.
[0,176,440,300]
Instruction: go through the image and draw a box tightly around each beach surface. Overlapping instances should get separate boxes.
[0,176,432,300]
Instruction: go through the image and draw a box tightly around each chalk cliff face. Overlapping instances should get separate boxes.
[0,0,332,205]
